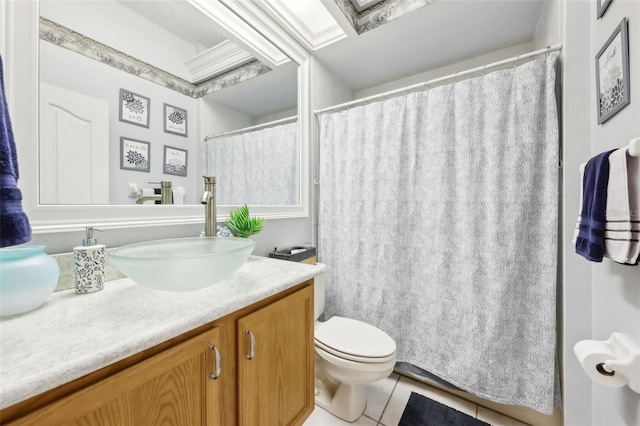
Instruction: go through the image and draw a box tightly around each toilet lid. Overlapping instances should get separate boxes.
[315,316,396,360]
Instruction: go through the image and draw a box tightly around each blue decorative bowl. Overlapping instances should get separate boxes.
[0,245,59,316]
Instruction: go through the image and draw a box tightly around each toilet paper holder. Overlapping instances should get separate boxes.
[574,332,640,394]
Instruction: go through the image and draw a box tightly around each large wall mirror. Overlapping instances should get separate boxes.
[3,0,309,234]
[39,0,299,206]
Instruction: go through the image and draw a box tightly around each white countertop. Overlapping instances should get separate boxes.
[0,256,325,410]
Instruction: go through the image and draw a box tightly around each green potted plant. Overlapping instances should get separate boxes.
[226,205,265,238]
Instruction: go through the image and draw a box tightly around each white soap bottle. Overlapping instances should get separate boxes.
[74,227,106,294]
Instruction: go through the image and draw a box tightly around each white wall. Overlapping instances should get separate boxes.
[561,0,640,425]
[310,57,354,250]
[39,1,205,205]
[40,41,199,205]
[355,41,535,98]
[589,1,640,424]
[534,0,564,50]
[254,107,298,125]
[312,58,354,109]
[559,1,594,425]
[39,0,198,80]
[201,97,254,137]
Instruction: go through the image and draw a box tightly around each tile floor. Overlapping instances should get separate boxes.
[304,374,529,426]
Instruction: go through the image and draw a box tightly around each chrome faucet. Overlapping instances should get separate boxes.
[201,176,217,237]
[136,181,173,204]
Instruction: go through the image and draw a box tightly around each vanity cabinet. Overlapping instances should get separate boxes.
[238,283,314,425]
[5,327,225,425]
[3,282,314,426]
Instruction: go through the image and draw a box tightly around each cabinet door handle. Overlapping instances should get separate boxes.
[245,329,255,360]
[209,345,221,379]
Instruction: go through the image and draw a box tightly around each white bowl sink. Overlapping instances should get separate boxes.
[109,237,255,291]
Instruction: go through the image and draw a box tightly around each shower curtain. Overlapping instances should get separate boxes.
[318,54,559,414]
[203,121,298,205]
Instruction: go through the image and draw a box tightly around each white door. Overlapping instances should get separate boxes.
[39,83,109,204]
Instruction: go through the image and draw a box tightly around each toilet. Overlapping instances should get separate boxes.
[313,269,397,422]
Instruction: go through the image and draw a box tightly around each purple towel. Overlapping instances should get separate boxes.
[575,150,616,261]
[0,55,32,247]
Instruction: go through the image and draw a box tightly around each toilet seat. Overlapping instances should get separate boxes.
[315,316,396,363]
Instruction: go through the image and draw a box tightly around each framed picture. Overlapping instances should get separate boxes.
[163,104,188,137]
[595,18,630,124]
[163,145,188,176]
[119,89,150,128]
[597,0,613,19]
[120,137,150,172]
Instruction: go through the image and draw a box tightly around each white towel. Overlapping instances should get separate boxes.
[625,151,640,263]
[604,148,640,264]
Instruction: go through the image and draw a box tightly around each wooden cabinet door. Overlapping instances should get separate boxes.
[237,285,314,426]
[9,327,225,426]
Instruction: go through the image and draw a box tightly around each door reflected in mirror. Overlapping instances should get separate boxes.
[38,0,298,206]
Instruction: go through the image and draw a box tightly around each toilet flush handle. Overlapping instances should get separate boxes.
[245,329,255,360]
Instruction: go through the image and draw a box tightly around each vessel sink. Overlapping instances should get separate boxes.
[109,237,255,291]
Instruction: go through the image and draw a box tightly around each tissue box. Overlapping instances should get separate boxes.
[269,246,316,265]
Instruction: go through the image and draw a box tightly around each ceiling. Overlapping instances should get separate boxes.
[200,0,545,117]
[110,0,546,114]
[117,0,228,52]
[204,61,298,118]
[314,0,546,92]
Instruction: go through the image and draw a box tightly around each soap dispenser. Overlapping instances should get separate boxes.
[74,227,106,294]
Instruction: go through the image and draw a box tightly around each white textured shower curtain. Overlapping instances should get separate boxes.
[318,54,559,414]
[203,121,299,205]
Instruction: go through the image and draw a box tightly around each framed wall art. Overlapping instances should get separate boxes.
[119,89,150,128]
[595,17,630,124]
[120,137,150,172]
[163,103,187,137]
[597,0,613,19]
[163,145,188,177]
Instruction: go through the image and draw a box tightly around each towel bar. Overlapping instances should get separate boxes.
[628,137,640,157]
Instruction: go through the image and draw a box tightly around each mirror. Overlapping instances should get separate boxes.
[38,0,298,207]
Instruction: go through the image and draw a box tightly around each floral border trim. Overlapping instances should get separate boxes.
[333,0,439,35]
[195,60,272,98]
[39,17,271,99]
[333,0,359,29]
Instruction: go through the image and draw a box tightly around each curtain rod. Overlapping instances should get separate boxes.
[203,115,298,141]
[315,44,562,115]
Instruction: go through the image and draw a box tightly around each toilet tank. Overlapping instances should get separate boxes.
[314,265,326,321]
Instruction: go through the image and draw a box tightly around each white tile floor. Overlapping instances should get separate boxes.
[304,374,529,426]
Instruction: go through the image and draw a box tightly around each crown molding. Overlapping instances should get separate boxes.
[351,0,382,12]
[219,0,309,65]
[321,0,358,38]
[185,39,254,83]
[255,0,346,52]
[188,0,290,68]
[328,0,439,35]
[356,0,438,34]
